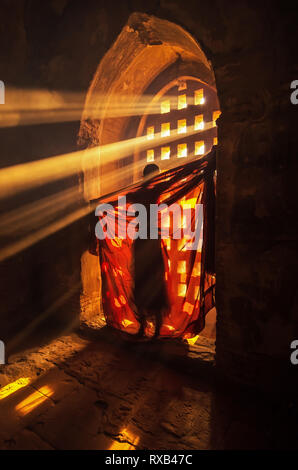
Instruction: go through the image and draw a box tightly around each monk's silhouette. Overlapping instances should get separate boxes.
[133,164,170,339]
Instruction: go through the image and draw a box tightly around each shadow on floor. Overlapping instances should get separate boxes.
[1,325,297,450]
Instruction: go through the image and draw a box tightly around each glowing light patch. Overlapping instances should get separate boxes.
[195,141,205,155]
[177,119,187,134]
[178,94,187,110]
[193,263,201,276]
[178,238,187,251]
[161,99,170,114]
[163,238,171,250]
[178,284,187,297]
[194,89,204,105]
[213,136,218,146]
[177,260,186,273]
[194,286,200,299]
[181,197,197,209]
[186,334,200,345]
[161,122,170,137]
[163,238,171,251]
[0,378,31,400]
[177,143,187,158]
[111,237,123,248]
[15,386,53,416]
[122,319,134,328]
[147,149,154,162]
[161,146,170,160]
[178,80,187,91]
[164,324,175,331]
[194,114,204,130]
[146,126,154,140]
[161,213,170,228]
[102,262,109,272]
[109,427,139,450]
[212,110,221,126]
[183,302,193,315]
[114,298,121,308]
[119,295,127,305]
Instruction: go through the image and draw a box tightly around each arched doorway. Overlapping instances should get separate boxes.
[78,13,219,341]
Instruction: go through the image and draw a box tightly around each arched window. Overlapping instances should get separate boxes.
[129,75,220,180]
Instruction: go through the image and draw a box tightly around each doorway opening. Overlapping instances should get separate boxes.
[78,13,219,344]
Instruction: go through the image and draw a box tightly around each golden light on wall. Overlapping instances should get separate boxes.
[161,99,170,114]
[194,88,204,105]
[213,136,218,146]
[177,143,187,158]
[212,110,221,126]
[147,126,154,140]
[195,141,205,155]
[161,146,170,160]
[147,149,154,162]
[0,378,31,400]
[178,79,187,91]
[178,94,187,110]
[177,119,187,134]
[161,122,170,137]
[194,114,204,130]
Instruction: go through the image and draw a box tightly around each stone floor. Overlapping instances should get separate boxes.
[0,325,296,450]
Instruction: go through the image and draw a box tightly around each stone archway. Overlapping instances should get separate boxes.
[78,12,218,330]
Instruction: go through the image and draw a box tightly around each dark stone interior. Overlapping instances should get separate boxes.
[0,0,297,401]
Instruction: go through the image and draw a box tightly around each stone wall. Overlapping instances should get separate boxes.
[0,0,297,392]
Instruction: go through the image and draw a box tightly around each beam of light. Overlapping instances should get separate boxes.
[0,88,162,127]
[0,121,214,200]
[0,160,140,241]
[0,204,91,262]
[0,185,80,236]
[0,87,213,128]
[7,281,81,352]
[108,427,139,450]
[0,378,31,400]
[15,385,53,416]
[0,144,211,263]
[0,167,137,262]
[0,147,96,200]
